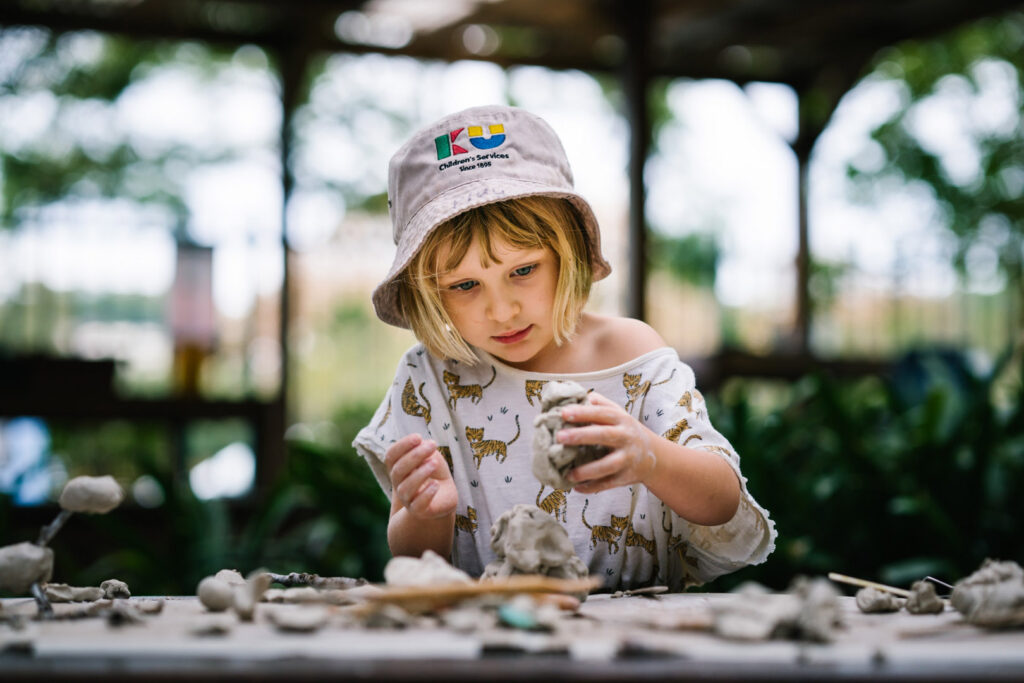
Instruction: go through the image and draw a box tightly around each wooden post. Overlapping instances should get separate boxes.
[621,0,651,322]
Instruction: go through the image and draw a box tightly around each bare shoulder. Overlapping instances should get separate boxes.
[581,314,667,367]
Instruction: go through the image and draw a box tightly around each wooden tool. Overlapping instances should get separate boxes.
[828,572,912,597]
[365,575,601,612]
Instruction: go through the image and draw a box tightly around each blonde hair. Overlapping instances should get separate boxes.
[396,196,594,363]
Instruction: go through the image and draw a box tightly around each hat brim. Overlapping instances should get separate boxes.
[372,176,612,329]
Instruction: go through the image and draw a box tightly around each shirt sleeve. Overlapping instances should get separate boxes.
[643,356,777,585]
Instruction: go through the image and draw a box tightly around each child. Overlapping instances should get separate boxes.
[353,105,775,590]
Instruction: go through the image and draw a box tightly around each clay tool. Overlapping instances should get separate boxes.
[364,575,602,612]
[827,572,912,597]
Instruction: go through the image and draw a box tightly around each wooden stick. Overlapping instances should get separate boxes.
[827,572,912,597]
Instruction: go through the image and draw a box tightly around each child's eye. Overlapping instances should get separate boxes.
[513,265,536,277]
[449,280,477,292]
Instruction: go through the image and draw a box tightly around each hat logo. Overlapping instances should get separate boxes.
[434,124,506,160]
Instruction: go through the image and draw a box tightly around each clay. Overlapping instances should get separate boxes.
[905,580,944,614]
[197,576,234,612]
[531,381,610,490]
[134,598,164,614]
[951,558,1024,628]
[855,587,905,613]
[233,570,272,621]
[266,572,367,590]
[214,569,246,586]
[43,584,104,603]
[712,577,841,642]
[58,475,124,514]
[101,579,131,599]
[384,550,472,586]
[481,504,588,587]
[0,542,54,595]
[189,615,234,636]
[266,606,331,632]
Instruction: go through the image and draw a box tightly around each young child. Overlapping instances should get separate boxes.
[353,104,775,590]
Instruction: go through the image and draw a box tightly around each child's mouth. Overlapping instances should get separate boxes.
[492,325,532,344]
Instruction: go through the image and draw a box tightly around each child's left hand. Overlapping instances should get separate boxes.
[556,392,657,494]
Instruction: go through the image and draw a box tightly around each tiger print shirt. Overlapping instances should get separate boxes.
[353,343,776,591]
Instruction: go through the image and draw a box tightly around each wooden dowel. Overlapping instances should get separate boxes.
[827,572,912,597]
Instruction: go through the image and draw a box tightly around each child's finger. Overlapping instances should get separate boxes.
[394,454,439,508]
[388,438,436,484]
[560,403,624,425]
[569,449,626,484]
[384,433,423,469]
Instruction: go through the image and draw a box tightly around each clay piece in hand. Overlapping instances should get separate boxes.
[384,550,472,586]
[101,579,131,599]
[532,381,610,490]
[905,580,945,614]
[481,504,589,596]
[0,542,54,595]
[950,558,1024,628]
[58,476,124,514]
[855,586,905,613]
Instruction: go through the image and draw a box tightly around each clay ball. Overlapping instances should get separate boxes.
[531,381,610,490]
[0,542,54,595]
[197,576,234,612]
[59,475,124,514]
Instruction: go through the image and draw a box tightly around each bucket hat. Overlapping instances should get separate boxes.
[372,104,612,328]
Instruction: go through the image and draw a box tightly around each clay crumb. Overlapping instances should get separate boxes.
[266,606,331,632]
[905,580,944,614]
[197,576,234,612]
[101,579,131,600]
[58,476,124,514]
[855,587,905,613]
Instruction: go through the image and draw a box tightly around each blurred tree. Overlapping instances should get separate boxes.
[847,12,1024,330]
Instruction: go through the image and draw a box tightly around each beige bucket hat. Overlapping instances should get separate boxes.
[372,104,612,328]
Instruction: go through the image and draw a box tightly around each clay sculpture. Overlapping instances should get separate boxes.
[855,586,905,613]
[481,504,589,590]
[950,558,1024,628]
[905,580,945,614]
[532,381,610,490]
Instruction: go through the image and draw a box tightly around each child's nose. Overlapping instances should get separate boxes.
[486,289,520,322]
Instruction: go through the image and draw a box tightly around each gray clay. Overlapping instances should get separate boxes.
[950,558,1024,628]
[481,504,588,587]
[189,615,234,636]
[855,587,905,613]
[58,475,124,514]
[233,570,272,621]
[197,576,234,612]
[531,381,610,490]
[384,550,472,586]
[214,568,246,586]
[101,579,131,599]
[266,605,331,632]
[905,580,944,614]
[43,583,104,603]
[0,542,54,595]
[712,577,841,642]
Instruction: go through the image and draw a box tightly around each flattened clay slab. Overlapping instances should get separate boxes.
[58,475,124,514]
[532,381,610,490]
[44,583,104,602]
[0,542,54,594]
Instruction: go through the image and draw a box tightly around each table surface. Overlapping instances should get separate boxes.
[3,592,1024,681]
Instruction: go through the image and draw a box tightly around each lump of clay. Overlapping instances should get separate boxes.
[214,568,246,586]
[0,542,54,595]
[855,587,905,613]
[43,583,104,603]
[266,605,330,633]
[481,504,588,584]
[58,475,124,514]
[101,579,131,599]
[233,570,272,621]
[950,558,1024,628]
[905,580,944,614]
[532,381,610,490]
[197,576,234,612]
[384,550,472,586]
[712,577,841,642]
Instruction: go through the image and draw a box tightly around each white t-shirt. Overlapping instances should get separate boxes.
[353,344,776,591]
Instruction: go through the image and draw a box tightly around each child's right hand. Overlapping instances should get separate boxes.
[385,434,458,520]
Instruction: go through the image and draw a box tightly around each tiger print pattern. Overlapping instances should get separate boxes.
[536,485,569,523]
[622,368,676,415]
[444,366,497,411]
[662,418,690,443]
[524,379,548,406]
[401,378,432,425]
[455,506,478,536]
[581,498,628,554]
[465,414,521,468]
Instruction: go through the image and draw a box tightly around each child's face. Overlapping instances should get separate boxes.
[437,233,559,370]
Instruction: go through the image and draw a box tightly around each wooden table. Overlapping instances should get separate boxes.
[2,593,1023,681]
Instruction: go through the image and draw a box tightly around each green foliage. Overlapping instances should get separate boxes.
[709,348,1024,590]
[648,230,719,288]
[848,12,1024,286]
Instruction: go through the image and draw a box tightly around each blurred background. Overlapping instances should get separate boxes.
[1,0,1023,594]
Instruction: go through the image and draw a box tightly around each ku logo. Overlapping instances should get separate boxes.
[435,124,506,160]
